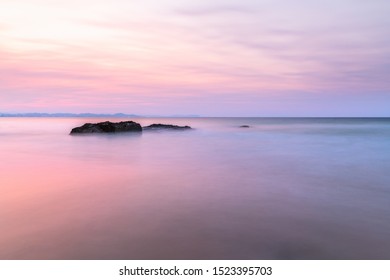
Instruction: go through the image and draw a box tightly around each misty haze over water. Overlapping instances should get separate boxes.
[1,117,390,259]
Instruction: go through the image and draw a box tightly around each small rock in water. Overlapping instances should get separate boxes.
[70,121,142,134]
[240,125,250,128]
[143,124,192,130]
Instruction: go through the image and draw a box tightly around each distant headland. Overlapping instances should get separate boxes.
[0,113,138,118]
[0,113,200,118]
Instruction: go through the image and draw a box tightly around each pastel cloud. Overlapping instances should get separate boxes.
[0,0,389,116]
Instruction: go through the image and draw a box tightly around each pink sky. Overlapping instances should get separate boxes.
[1,0,389,116]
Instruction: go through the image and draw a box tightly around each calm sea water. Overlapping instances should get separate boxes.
[1,117,390,259]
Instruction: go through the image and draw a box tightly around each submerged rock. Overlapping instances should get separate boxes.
[240,125,250,128]
[70,121,142,134]
[143,123,192,130]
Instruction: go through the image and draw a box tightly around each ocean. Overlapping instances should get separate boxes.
[1,117,389,259]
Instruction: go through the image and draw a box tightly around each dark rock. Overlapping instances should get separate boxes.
[143,123,192,130]
[70,121,142,134]
[240,125,250,128]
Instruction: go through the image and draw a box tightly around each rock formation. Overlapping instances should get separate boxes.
[70,121,142,134]
[143,124,192,130]
[70,121,192,134]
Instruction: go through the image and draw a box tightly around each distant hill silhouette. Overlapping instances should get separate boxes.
[0,112,201,118]
[0,112,139,117]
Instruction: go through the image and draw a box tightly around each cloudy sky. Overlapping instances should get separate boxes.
[1,0,389,116]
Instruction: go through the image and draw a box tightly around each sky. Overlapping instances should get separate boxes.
[1,0,389,116]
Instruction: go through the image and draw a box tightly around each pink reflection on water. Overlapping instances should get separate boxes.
[0,151,144,258]
[1,118,390,259]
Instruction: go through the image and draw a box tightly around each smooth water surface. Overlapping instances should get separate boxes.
[1,117,390,259]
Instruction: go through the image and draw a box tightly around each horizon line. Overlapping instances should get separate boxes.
[1,112,389,118]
